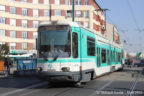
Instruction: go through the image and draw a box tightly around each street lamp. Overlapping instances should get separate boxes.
[65,0,75,21]
[72,0,75,22]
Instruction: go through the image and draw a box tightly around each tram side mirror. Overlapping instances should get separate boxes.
[53,55,58,61]
[42,53,49,61]
[44,58,49,61]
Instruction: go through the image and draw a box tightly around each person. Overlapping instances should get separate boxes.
[131,59,135,68]
[4,56,13,76]
[127,59,131,67]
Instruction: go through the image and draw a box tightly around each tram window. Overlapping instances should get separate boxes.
[111,51,113,62]
[116,52,118,63]
[113,51,115,62]
[102,48,106,63]
[118,53,121,62]
[87,37,95,56]
[97,47,100,67]
[72,33,78,58]
[107,50,110,65]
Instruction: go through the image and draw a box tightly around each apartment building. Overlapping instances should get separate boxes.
[0,0,105,54]
[104,23,121,44]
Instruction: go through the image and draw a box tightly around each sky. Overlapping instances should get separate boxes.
[95,0,144,53]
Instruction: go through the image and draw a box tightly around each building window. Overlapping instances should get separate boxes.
[21,0,27,2]
[10,31,16,38]
[55,10,61,16]
[85,11,89,18]
[76,11,82,17]
[84,22,89,28]
[22,43,27,50]
[33,32,37,49]
[22,20,27,28]
[10,43,16,50]
[33,32,37,39]
[22,31,27,39]
[66,10,71,17]
[55,0,60,5]
[76,0,81,5]
[44,10,50,16]
[10,7,16,14]
[33,21,39,28]
[33,9,39,17]
[85,0,89,5]
[0,42,5,45]
[33,0,38,4]
[65,0,71,5]
[0,17,5,24]
[77,22,82,26]
[10,19,16,26]
[0,30,5,36]
[10,0,15,1]
[101,48,106,63]
[44,0,49,5]
[0,5,5,12]
[87,37,95,56]
[22,8,28,16]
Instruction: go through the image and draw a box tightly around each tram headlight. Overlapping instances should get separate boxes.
[37,67,42,71]
[61,67,70,72]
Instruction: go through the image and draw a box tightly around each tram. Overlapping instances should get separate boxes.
[37,21,124,83]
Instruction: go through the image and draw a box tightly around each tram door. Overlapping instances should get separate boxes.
[72,32,78,58]
[72,30,83,80]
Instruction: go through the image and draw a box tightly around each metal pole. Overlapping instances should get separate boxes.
[72,0,75,21]
[50,5,51,21]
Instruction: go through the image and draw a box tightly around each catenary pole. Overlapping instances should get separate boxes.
[72,0,75,21]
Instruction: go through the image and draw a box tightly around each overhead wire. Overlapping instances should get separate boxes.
[100,0,140,53]
[126,0,142,52]
[97,0,141,52]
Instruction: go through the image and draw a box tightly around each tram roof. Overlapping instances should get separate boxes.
[39,20,79,27]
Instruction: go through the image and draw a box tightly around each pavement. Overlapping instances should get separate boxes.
[0,66,143,96]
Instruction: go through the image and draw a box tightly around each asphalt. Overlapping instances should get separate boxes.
[0,66,143,96]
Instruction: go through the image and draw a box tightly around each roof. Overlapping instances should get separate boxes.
[93,0,102,10]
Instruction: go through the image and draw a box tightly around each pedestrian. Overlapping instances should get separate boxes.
[131,59,135,68]
[127,59,130,67]
[4,56,13,76]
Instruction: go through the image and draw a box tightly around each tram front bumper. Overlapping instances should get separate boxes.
[37,71,80,82]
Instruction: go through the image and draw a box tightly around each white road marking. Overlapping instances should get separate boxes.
[0,82,47,96]
[20,90,41,96]
[89,79,115,96]
[129,68,143,96]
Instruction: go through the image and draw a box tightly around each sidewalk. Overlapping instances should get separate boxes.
[0,67,17,78]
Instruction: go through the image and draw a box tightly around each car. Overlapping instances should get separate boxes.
[134,60,144,67]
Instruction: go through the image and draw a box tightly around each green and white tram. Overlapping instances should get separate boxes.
[37,21,124,83]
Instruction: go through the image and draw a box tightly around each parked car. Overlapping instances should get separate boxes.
[134,59,144,67]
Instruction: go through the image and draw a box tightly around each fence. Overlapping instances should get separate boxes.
[15,58,37,76]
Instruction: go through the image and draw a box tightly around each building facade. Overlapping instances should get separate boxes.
[0,0,105,54]
[104,22,121,44]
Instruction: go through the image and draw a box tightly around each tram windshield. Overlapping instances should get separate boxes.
[39,25,71,58]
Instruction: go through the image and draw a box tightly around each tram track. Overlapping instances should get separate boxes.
[0,67,143,96]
